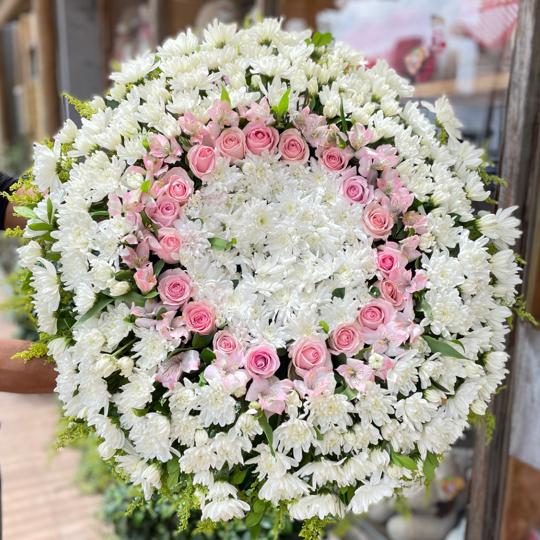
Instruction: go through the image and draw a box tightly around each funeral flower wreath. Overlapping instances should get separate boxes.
[16,19,523,535]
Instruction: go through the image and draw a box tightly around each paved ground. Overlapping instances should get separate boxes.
[0,279,106,540]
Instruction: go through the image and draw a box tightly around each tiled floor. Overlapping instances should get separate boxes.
[0,393,106,540]
[0,278,106,540]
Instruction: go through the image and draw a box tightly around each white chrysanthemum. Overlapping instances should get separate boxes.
[289,494,346,520]
[423,96,463,139]
[274,418,315,461]
[33,142,61,193]
[30,258,60,334]
[259,473,310,505]
[477,206,521,248]
[348,478,396,515]
[129,413,172,462]
[17,241,42,269]
[201,498,250,522]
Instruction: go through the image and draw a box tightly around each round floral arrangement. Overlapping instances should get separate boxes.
[17,19,523,536]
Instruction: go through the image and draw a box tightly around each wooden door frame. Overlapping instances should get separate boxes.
[466,1,540,539]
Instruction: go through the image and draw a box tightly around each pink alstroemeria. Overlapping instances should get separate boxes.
[134,262,157,294]
[121,239,150,269]
[156,310,190,342]
[402,211,429,235]
[246,376,294,416]
[208,99,240,129]
[156,350,200,390]
[204,350,249,396]
[336,358,374,392]
[293,367,336,398]
[292,107,327,146]
[148,134,183,164]
[400,235,422,262]
[239,97,273,125]
[348,123,375,150]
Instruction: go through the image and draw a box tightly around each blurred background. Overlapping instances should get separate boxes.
[1,1,539,540]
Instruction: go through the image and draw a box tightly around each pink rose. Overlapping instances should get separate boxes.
[243,122,279,155]
[153,227,182,264]
[146,195,181,227]
[245,343,280,379]
[215,127,246,162]
[362,201,394,239]
[134,262,157,294]
[183,301,215,335]
[320,146,351,172]
[342,174,373,204]
[379,280,404,307]
[290,336,331,378]
[328,323,363,356]
[187,144,216,178]
[213,330,242,355]
[377,244,405,274]
[357,299,395,330]
[158,269,192,307]
[163,167,193,205]
[278,128,309,164]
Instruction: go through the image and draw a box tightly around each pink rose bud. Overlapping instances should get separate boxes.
[163,167,194,205]
[215,127,246,162]
[245,343,280,379]
[146,195,181,227]
[134,262,157,294]
[183,301,215,335]
[154,227,182,264]
[278,128,309,164]
[213,330,242,355]
[320,146,351,172]
[379,280,404,307]
[158,269,192,307]
[362,201,394,239]
[243,122,279,156]
[357,299,395,331]
[328,323,363,356]
[342,174,373,204]
[289,336,331,378]
[187,144,216,178]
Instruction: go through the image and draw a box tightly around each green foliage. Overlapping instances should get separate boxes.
[423,335,467,359]
[55,417,93,449]
[435,120,448,145]
[468,409,496,444]
[478,163,508,187]
[11,340,49,362]
[63,92,96,119]
[394,494,412,518]
[299,517,332,540]
[3,168,41,207]
[513,295,538,326]
[3,226,25,237]
[306,31,333,48]
[390,451,418,472]
[422,451,440,487]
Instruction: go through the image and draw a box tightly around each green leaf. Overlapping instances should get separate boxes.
[143,290,160,299]
[246,511,264,528]
[231,468,247,485]
[200,348,216,363]
[419,296,432,318]
[311,31,333,47]
[74,295,115,326]
[154,260,165,276]
[47,198,54,222]
[332,287,345,299]
[318,320,329,333]
[114,269,133,281]
[391,452,418,472]
[257,411,275,455]
[423,335,467,359]
[273,87,291,117]
[140,179,151,193]
[90,210,110,218]
[166,459,180,491]
[28,222,52,231]
[13,206,38,220]
[192,333,213,349]
[253,499,267,514]
[339,95,347,133]
[209,237,233,250]
[369,286,381,298]
[220,85,231,104]
[423,452,439,486]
